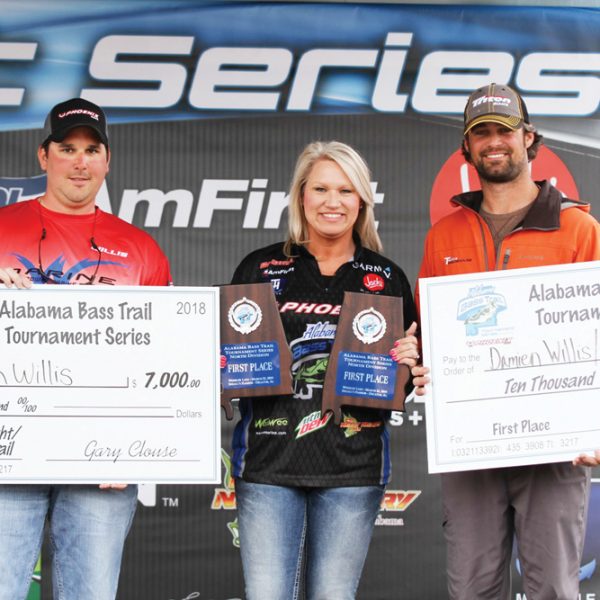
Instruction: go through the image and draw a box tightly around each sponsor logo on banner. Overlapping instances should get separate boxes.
[211,449,239,548]
[4,20,600,120]
[376,489,421,527]
[0,175,46,206]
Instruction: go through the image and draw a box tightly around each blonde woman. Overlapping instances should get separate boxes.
[230,141,419,600]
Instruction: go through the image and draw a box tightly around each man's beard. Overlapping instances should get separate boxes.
[473,154,526,184]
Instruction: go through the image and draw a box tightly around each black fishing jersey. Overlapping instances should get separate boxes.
[231,239,417,487]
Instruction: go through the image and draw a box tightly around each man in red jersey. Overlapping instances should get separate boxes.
[0,98,172,600]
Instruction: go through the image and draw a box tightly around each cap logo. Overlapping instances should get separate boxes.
[57,109,99,121]
[472,95,511,108]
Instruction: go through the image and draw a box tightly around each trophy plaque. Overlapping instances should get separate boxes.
[220,282,293,420]
[322,291,410,423]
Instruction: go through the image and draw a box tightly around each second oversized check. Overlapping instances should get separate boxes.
[419,261,600,473]
[0,286,220,484]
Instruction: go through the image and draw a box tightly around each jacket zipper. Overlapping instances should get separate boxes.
[500,248,511,270]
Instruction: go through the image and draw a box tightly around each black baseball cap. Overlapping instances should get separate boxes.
[42,98,109,147]
[463,83,530,136]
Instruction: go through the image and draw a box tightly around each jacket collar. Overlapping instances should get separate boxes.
[450,180,590,232]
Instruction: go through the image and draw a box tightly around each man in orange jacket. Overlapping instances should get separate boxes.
[413,83,600,600]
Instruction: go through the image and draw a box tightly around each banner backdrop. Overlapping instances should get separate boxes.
[1,2,599,599]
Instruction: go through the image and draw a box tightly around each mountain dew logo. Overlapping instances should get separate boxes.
[295,410,332,439]
[210,449,239,547]
[26,556,41,600]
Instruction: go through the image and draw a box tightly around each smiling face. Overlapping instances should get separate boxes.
[465,122,534,184]
[302,159,361,247]
[38,126,110,214]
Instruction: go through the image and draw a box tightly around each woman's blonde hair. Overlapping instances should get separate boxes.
[283,141,383,256]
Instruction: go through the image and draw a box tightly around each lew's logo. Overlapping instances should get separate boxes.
[295,410,331,439]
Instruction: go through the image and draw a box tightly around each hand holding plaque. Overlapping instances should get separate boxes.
[220,282,293,419]
[322,291,409,423]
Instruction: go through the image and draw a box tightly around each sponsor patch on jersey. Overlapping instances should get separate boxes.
[340,413,382,437]
[262,266,295,277]
[254,416,289,436]
[352,262,392,279]
[259,258,295,269]
[13,252,126,285]
[295,410,331,439]
[279,301,341,315]
[269,277,287,295]
[255,417,288,429]
[301,321,337,340]
[363,273,385,292]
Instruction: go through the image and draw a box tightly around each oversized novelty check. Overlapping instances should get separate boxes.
[419,261,600,473]
[0,286,220,483]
